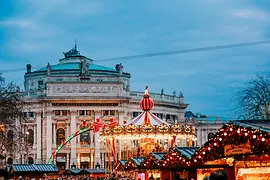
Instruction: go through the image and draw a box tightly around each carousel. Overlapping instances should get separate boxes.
[99,87,196,178]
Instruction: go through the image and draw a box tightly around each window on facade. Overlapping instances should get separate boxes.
[157,114,163,119]
[56,128,65,145]
[24,112,35,118]
[55,110,68,116]
[28,157,34,164]
[27,129,34,145]
[172,115,176,120]
[166,114,170,120]
[55,110,61,116]
[7,130,13,142]
[132,112,139,117]
[7,157,13,165]
[80,132,90,145]
[79,110,92,116]
[103,110,109,116]
[62,110,68,116]
[109,110,115,116]
[38,80,43,86]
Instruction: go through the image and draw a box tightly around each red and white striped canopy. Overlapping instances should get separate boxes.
[123,111,170,126]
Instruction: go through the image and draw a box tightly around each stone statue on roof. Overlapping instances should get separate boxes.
[47,63,51,76]
[173,91,176,96]
[161,89,164,95]
[79,59,89,76]
[179,91,183,97]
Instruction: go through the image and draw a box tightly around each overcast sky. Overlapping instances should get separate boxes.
[0,0,270,118]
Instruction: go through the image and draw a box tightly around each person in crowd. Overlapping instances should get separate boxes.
[209,170,228,180]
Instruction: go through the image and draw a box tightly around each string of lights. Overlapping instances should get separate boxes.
[1,39,270,73]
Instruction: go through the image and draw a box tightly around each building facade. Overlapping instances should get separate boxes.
[2,45,227,169]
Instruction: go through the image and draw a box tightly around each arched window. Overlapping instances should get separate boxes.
[27,129,34,145]
[56,128,65,145]
[28,157,34,164]
[7,130,13,142]
[7,157,13,165]
[208,132,215,141]
[166,114,170,120]
[80,132,90,145]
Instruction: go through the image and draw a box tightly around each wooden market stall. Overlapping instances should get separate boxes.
[6,164,59,179]
[141,152,166,180]
[190,120,270,180]
[62,168,109,179]
[159,147,199,180]
[123,157,145,180]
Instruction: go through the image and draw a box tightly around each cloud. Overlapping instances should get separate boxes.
[0,0,270,117]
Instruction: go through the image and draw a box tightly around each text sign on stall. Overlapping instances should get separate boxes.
[224,142,251,156]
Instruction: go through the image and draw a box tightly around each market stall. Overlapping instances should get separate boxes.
[190,120,270,180]
[141,152,165,180]
[6,164,59,179]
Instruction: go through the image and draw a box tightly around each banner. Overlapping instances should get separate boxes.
[224,142,251,156]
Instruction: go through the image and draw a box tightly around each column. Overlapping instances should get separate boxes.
[36,112,42,163]
[46,111,53,162]
[33,125,37,149]
[118,110,124,125]
[70,111,77,166]
[196,128,201,147]
[66,154,70,169]
[53,123,56,147]
[94,110,101,166]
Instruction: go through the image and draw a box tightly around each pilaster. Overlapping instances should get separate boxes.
[46,111,53,162]
[36,111,42,163]
[70,110,77,166]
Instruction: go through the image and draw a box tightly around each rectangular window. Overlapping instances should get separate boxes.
[79,110,84,116]
[62,110,68,116]
[55,110,61,116]
[29,112,35,118]
[86,110,91,116]
[109,110,115,116]
[38,80,43,86]
[103,110,109,116]
[133,112,139,117]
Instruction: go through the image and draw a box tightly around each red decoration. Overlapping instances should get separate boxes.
[93,118,103,133]
[109,117,118,127]
[140,87,154,111]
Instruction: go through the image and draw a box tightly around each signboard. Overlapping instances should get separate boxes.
[224,142,251,156]
[56,157,66,162]
[81,157,90,162]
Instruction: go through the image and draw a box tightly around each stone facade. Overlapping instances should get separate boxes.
[2,46,226,169]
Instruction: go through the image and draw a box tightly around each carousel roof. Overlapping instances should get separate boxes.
[124,86,170,127]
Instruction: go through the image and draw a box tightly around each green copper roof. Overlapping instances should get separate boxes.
[35,63,117,72]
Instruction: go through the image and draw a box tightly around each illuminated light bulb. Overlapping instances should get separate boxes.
[230,128,233,131]
[124,140,127,143]
[262,138,265,142]
[219,138,222,141]
[214,142,217,146]
[224,132,227,136]
[245,132,248,136]
[203,152,205,155]
[194,159,197,162]
[208,147,211,150]
[237,130,240,133]
[253,135,256,139]
[198,156,201,159]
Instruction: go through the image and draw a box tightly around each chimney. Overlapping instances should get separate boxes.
[26,64,32,73]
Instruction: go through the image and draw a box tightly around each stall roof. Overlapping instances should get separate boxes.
[131,157,144,166]
[63,169,108,175]
[176,147,200,160]
[8,164,59,173]
[84,169,109,174]
[119,160,127,166]
[234,120,270,133]
[151,152,166,161]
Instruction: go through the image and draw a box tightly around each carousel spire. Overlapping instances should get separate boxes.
[140,86,154,111]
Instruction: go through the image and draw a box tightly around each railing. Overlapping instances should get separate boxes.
[130,91,184,104]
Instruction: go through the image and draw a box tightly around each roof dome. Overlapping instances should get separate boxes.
[139,86,154,111]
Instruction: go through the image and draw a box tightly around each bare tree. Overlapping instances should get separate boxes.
[236,74,270,120]
[0,74,26,164]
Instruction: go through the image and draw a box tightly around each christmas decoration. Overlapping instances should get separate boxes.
[141,152,165,170]
[190,123,270,164]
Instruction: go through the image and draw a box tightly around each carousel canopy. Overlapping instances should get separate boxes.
[124,86,170,127]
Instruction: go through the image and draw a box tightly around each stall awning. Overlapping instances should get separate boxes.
[234,120,270,133]
[8,164,59,173]
[131,157,145,166]
[84,169,109,174]
[119,160,127,166]
[151,152,165,161]
[176,147,200,160]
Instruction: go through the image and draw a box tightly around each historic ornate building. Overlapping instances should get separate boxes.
[2,45,227,169]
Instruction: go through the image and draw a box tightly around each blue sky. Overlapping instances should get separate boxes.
[0,0,270,118]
